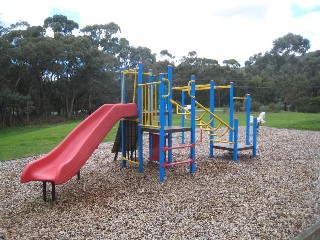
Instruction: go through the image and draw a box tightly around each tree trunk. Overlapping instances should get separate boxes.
[1,108,6,127]
[88,95,92,114]
[284,101,288,111]
[9,108,13,127]
[67,90,76,118]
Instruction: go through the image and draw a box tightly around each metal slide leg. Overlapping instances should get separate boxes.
[77,171,81,180]
[43,181,47,202]
[233,119,239,162]
[51,182,56,202]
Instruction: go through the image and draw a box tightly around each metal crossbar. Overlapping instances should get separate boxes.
[162,159,195,168]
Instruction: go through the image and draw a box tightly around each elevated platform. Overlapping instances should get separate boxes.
[214,143,253,151]
[142,126,192,134]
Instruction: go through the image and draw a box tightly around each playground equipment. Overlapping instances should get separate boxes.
[120,63,258,182]
[118,63,196,183]
[172,80,258,162]
[21,104,138,201]
[251,112,266,125]
[21,62,258,201]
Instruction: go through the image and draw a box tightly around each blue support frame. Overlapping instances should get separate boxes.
[190,75,196,174]
[252,117,258,157]
[148,69,153,161]
[245,94,251,145]
[159,73,166,182]
[181,91,185,144]
[209,80,215,158]
[121,69,127,168]
[137,63,144,173]
[167,66,173,165]
[229,82,234,142]
[233,118,238,162]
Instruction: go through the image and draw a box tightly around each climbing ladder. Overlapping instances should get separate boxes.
[172,79,258,162]
[135,64,196,182]
[171,99,234,144]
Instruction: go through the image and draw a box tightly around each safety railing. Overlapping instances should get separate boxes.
[138,81,160,128]
[172,83,231,92]
[195,101,234,142]
[170,98,235,143]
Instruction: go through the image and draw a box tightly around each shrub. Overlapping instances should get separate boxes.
[267,103,281,113]
[291,97,320,113]
[234,101,242,112]
[251,101,261,112]
[308,97,320,113]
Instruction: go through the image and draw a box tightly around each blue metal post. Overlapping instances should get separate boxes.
[181,91,185,144]
[245,94,251,145]
[148,69,153,160]
[121,69,126,168]
[190,75,196,174]
[167,66,173,165]
[233,118,238,162]
[167,65,173,126]
[159,73,166,182]
[229,82,234,142]
[209,80,215,158]
[120,67,124,103]
[137,63,144,172]
[253,117,257,157]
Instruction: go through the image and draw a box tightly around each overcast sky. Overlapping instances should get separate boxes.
[1,0,320,66]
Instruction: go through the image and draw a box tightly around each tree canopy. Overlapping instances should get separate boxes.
[0,17,319,127]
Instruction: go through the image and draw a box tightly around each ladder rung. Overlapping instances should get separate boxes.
[177,112,190,116]
[163,159,195,168]
[201,127,212,131]
[211,140,235,144]
[162,144,195,152]
[122,157,139,165]
[196,123,207,127]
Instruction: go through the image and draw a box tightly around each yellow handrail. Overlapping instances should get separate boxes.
[162,78,170,98]
[132,71,137,103]
[187,80,196,98]
[122,68,138,75]
[172,84,231,91]
[195,101,232,130]
[170,99,191,115]
[233,97,246,100]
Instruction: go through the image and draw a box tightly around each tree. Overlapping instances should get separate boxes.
[128,46,156,70]
[272,33,310,56]
[223,59,241,69]
[160,49,175,61]
[44,14,79,35]
[81,22,121,54]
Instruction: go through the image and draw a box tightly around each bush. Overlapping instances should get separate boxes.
[308,96,320,113]
[291,97,320,113]
[267,103,281,113]
[251,101,261,112]
[234,101,242,112]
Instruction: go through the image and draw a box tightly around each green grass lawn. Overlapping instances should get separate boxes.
[0,111,319,161]
[0,120,119,161]
[260,112,320,131]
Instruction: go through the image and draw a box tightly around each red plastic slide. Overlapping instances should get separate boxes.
[21,103,137,185]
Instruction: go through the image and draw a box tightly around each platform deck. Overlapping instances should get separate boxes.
[142,126,192,134]
[214,143,253,151]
